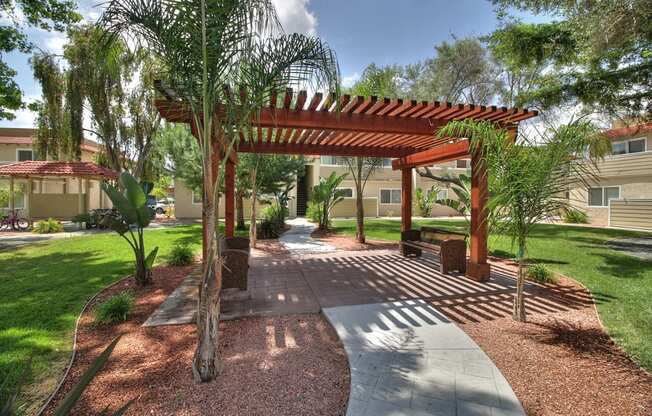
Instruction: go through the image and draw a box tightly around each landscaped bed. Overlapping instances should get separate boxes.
[42,258,350,415]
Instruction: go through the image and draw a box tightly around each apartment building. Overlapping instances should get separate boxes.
[0,128,111,219]
[568,122,652,230]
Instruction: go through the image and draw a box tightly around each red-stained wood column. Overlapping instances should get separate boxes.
[224,158,235,237]
[401,168,412,232]
[467,147,491,282]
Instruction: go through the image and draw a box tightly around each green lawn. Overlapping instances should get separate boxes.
[0,225,207,411]
[333,218,652,371]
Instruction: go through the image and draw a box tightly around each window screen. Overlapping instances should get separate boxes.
[17,150,33,161]
[605,187,620,203]
[456,159,469,168]
[628,139,645,153]
[381,189,401,204]
[337,188,353,198]
[588,188,603,206]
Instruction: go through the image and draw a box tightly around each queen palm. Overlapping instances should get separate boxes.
[100,0,339,381]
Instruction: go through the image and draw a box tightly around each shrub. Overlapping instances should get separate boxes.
[168,244,195,266]
[563,209,589,224]
[306,201,322,224]
[94,291,135,325]
[526,264,557,284]
[33,218,64,234]
[262,203,287,228]
[257,220,279,239]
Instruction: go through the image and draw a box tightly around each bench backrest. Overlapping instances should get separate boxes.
[420,226,466,244]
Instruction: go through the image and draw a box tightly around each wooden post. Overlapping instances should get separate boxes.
[26,179,32,219]
[401,168,412,232]
[9,176,14,212]
[77,177,84,215]
[467,147,491,282]
[224,159,235,237]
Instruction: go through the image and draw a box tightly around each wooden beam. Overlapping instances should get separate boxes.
[466,147,491,282]
[225,159,235,237]
[401,168,412,232]
[237,141,413,158]
[392,140,469,170]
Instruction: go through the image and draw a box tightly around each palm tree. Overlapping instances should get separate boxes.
[438,119,607,322]
[100,0,339,381]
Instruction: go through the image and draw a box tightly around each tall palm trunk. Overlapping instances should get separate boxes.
[236,190,246,230]
[354,162,365,243]
[249,166,258,247]
[512,241,527,322]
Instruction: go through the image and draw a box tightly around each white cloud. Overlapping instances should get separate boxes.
[272,0,317,35]
[342,72,360,88]
[43,33,67,55]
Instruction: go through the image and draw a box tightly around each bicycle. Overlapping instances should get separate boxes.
[0,209,32,231]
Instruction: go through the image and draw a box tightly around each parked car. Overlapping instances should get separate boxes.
[154,197,175,215]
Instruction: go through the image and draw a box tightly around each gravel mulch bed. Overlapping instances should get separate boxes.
[43,262,349,416]
[311,229,397,251]
[461,293,652,416]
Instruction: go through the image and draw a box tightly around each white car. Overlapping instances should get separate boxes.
[155,197,175,215]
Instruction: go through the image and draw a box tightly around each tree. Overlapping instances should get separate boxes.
[155,123,203,192]
[343,157,383,243]
[101,172,159,285]
[0,0,80,120]
[488,1,652,118]
[415,186,439,217]
[101,0,339,382]
[438,119,609,322]
[408,37,497,104]
[310,172,348,230]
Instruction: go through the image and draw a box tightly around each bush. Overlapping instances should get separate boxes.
[33,218,64,234]
[94,291,135,325]
[168,244,195,266]
[257,220,279,239]
[526,264,557,284]
[563,209,589,224]
[306,201,322,224]
[262,203,287,228]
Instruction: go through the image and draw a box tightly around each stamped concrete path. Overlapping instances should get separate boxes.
[144,220,592,415]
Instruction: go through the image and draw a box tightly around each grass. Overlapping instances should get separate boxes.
[333,218,652,371]
[0,224,213,412]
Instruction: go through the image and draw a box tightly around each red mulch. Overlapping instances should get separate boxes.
[43,262,349,416]
[311,229,396,251]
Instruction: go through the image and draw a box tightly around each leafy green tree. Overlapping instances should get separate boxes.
[415,186,439,217]
[0,0,80,120]
[311,172,348,230]
[155,123,203,192]
[101,172,159,286]
[488,0,652,118]
[439,119,608,322]
[100,0,339,381]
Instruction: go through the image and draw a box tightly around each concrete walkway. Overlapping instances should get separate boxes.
[324,301,525,416]
[279,217,336,254]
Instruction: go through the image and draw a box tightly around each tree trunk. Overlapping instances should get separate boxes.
[249,175,257,248]
[236,191,246,230]
[134,251,152,285]
[512,255,527,322]
[355,191,365,243]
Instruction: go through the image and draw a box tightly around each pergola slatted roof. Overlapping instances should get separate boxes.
[154,88,538,159]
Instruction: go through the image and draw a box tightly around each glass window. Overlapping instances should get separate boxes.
[628,138,645,153]
[588,188,603,206]
[192,191,202,204]
[337,188,353,198]
[380,189,401,204]
[456,159,469,169]
[17,149,33,161]
[605,187,620,203]
[437,189,448,200]
[0,182,26,209]
[612,142,626,155]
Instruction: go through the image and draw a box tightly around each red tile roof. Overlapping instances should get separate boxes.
[605,122,652,139]
[0,161,119,179]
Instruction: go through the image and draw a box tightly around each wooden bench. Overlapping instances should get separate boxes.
[400,226,467,274]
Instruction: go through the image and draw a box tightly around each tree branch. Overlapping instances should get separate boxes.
[416,167,463,187]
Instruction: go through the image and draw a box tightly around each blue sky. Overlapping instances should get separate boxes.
[0,0,547,128]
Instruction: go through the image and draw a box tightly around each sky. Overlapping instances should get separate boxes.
[0,0,548,129]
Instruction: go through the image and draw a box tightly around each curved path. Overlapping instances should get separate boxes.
[324,300,525,416]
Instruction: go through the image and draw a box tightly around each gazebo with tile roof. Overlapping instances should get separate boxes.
[0,161,119,219]
[155,90,538,281]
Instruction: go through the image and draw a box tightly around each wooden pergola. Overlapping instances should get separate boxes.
[155,90,537,281]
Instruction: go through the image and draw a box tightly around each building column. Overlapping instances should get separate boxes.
[25,179,32,219]
[401,168,412,232]
[224,158,235,237]
[77,177,84,215]
[467,147,491,282]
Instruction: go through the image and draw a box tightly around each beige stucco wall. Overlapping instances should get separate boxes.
[30,193,86,219]
[174,180,269,220]
[330,198,378,218]
[609,199,652,230]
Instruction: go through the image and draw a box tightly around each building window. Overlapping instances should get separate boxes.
[16,149,34,161]
[612,138,646,155]
[455,159,469,169]
[436,189,448,200]
[0,181,26,210]
[588,186,620,207]
[336,187,354,198]
[380,189,401,204]
[191,191,202,205]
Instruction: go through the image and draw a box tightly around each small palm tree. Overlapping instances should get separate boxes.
[101,0,339,381]
[438,119,608,322]
[311,172,348,230]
